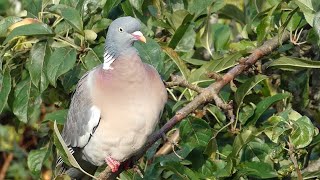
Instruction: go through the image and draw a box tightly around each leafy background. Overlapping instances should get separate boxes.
[1,0,320,179]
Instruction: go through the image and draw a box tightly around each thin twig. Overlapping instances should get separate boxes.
[155,129,180,157]
[288,142,303,180]
[0,153,13,180]
[98,31,291,179]
[165,75,204,93]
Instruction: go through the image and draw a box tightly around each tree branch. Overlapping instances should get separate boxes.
[98,32,291,179]
[0,153,13,180]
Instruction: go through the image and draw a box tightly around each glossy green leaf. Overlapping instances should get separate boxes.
[61,64,82,92]
[175,24,196,52]
[291,116,315,148]
[188,0,214,17]
[162,161,200,179]
[46,47,77,86]
[238,162,278,178]
[247,93,291,125]
[179,117,213,148]
[207,104,226,124]
[13,78,32,123]
[231,128,257,157]
[3,23,54,44]
[43,109,68,124]
[92,18,112,33]
[204,138,217,160]
[0,69,11,114]
[22,0,41,18]
[263,116,289,143]
[235,75,268,117]
[188,52,242,83]
[294,0,320,26]
[83,49,102,70]
[269,56,320,69]
[129,0,144,13]
[239,103,255,124]
[212,23,231,51]
[134,38,166,77]
[29,41,47,88]
[103,0,122,16]
[229,40,256,51]
[168,14,194,49]
[0,16,21,37]
[220,4,245,25]
[27,147,49,176]
[257,16,272,44]
[162,46,190,78]
[49,4,83,34]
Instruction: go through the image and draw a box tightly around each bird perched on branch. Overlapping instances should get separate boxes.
[55,16,167,179]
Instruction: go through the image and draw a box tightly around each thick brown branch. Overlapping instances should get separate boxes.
[98,32,290,179]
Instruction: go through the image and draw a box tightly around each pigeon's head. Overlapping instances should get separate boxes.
[105,16,146,55]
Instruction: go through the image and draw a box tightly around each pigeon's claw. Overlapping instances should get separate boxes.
[105,156,120,172]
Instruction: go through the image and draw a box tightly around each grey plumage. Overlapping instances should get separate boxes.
[56,16,167,179]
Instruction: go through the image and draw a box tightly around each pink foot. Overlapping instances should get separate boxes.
[105,156,120,172]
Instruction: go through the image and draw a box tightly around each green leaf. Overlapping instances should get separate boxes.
[0,16,21,37]
[162,161,200,180]
[238,162,278,178]
[179,117,213,148]
[129,0,144,13]
[294,0,320,26]
[13,78,32,123]
[239,103,255,124]
[27,147,49,176]
[46,47,77,87]
[102,0,122,16]
[49,5,83,34]
[212,23,231,51]
[187,0,214,17]
[162,46,190,79]
[263,116,289,143]
[231,127,257,157]
[257,16,272,44]
[175,24,196,52]
[3,23,54,44]
[247,93,291,125]
[0,69,11,114]
[22,0,42,18]
[269,56,320,69]
[291,116,315,148]
[168,13,194,48]
[92,18,112,33]
[43,109,68,124]
[235,74,268,118]
[220,4,245,25]
[134,38,166,78]
[53,121,97,179]
[83,50,102,70]
[29,41,47,88]
[207,104,226,124]
[188,52,242,83]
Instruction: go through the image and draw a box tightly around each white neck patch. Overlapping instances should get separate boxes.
[103,51,116,70]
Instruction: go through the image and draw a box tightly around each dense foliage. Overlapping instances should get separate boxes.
[1,0,320,179]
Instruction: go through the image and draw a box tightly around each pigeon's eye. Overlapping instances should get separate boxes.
[118,27,123,32]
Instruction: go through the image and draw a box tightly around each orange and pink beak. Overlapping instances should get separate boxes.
[131,31,146,43]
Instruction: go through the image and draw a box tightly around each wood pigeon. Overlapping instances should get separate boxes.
[55,16,167,179]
